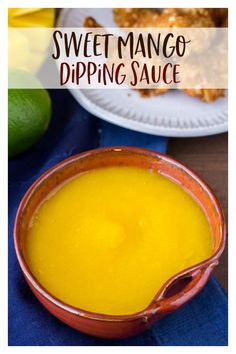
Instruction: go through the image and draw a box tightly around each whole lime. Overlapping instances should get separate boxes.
[8,70,51,158]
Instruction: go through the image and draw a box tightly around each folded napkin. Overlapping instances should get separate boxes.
[8,89,227,346]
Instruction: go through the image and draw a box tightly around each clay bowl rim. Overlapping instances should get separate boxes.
[14,146,226,323]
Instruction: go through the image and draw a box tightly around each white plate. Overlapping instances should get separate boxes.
[57,8,228,137]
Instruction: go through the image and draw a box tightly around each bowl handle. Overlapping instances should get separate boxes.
[146,261,218,318]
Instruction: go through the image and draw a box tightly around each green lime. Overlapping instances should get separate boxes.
[8,70,51,158]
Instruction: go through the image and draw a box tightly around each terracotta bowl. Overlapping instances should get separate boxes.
[14,146,226,339]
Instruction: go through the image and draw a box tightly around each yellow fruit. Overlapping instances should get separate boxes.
[8,8,55,28]
[8,8,55,73]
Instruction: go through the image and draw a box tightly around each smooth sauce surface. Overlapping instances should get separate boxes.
[25,166,213,315]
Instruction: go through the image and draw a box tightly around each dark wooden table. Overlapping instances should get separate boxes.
[168,133,228,291]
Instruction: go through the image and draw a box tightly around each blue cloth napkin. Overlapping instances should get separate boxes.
[8,89,227,346]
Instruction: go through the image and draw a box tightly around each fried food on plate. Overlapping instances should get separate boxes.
[159,8,215,27]
[183,89,225,102]
[221,16,228,27]
[139,88,169,97]
[163,8,214,18]
[83,9,226,102]
[83,16,102,28]
[162,8,228,27]
[212,8,228,26]
[113,8,160,27]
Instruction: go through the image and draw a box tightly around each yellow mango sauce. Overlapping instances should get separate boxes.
[25,166,213,315]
